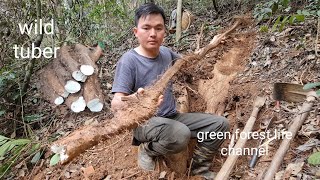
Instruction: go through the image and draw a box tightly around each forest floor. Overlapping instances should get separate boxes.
[2,5,320,180]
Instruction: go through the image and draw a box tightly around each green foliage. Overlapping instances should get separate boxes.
[31,151,42,164]
[253,0,291,22]
[50,153,60,166]
[0,110,5,117]
[303,82,320,90]
[0,71,19,101]
[259,25,269,32]
[24,113,44,122]
[0,135,40,178]
[55,0,135,47]
[254,0,320,32]
[303,82,320,96]
[308,151,320,165]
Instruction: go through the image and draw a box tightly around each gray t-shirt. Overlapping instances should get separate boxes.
[111,46,180,117]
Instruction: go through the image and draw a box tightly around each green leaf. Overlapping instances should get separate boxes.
[316,90,320,96]
[0,140,7,146]
[7,144,16,153]
[0,110,5,117]
[31,152,42,164]
[295,14,305,22]
[302,10,310,16]
[282,0,289,7]
[308,151,320,165]
[31,143,41,152]
[10,139,30,145]
[0,163,10,175]
[263,8,273,13]
[24,114,43,122]
[279,16,289,32]
[0,135,9,142]
[317,10,320,17]
[98,41,106,50]
[0,142,11,157]
[50,154,60,166]
[272,16,281,32]
[289,15,295,25]
[258,15,264,22]
[303,82,320,89]
[271,3,278,13]
[260,25,269,33]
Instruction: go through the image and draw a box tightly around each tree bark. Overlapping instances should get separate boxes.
[176,0,182,42]
[64,90,86,113]
[58,46,82,79]
[74,44,98,76]
[21,0,43,100]
[38,64,68,104]
[83,74,104,112]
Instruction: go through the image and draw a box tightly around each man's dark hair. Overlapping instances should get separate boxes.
[134,3,166,26]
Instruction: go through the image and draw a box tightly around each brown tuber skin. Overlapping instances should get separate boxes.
[51,19,244,164]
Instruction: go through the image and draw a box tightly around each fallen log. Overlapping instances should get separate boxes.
[51,19,245,164]
[65,91,86,113]
[263,94,317,180]
[38,64,69,104]
[83,74,104,112]
[59,46,86,82]
[37,44,103,112]
[52,56,75,88]
[64,80,81,94]
[38,75,64,105]
[214,96,266,180]
[88,45,103,63]
[74,44,99,76]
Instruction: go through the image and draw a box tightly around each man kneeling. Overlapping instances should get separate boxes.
[111,3,229,180]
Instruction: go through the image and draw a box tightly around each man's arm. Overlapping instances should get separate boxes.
[111,88,163,112]
[111,88,145,112]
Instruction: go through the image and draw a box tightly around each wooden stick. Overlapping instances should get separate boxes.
[215,96,266,180]
[176,0,182,42]
[263,95,316,180]
[195,23,204,52]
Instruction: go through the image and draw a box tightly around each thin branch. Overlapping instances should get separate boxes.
[21,0,43,100]
[315,17,319,57]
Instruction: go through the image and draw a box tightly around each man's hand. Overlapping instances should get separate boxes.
[127,88,164,108]
[111,88,164,112]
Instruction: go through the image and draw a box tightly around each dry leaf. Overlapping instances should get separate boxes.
[296,139,320,152]
[275,170,284,180]
[18,169,25,177]
[283,162,304,179]
[64,171,71,179]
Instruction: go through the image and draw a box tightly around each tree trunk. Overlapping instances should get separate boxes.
[83,74,104,112]
[176,0,182,42]
[64,90,86,113]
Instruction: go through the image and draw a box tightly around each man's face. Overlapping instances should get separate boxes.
[134,14,165,52]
